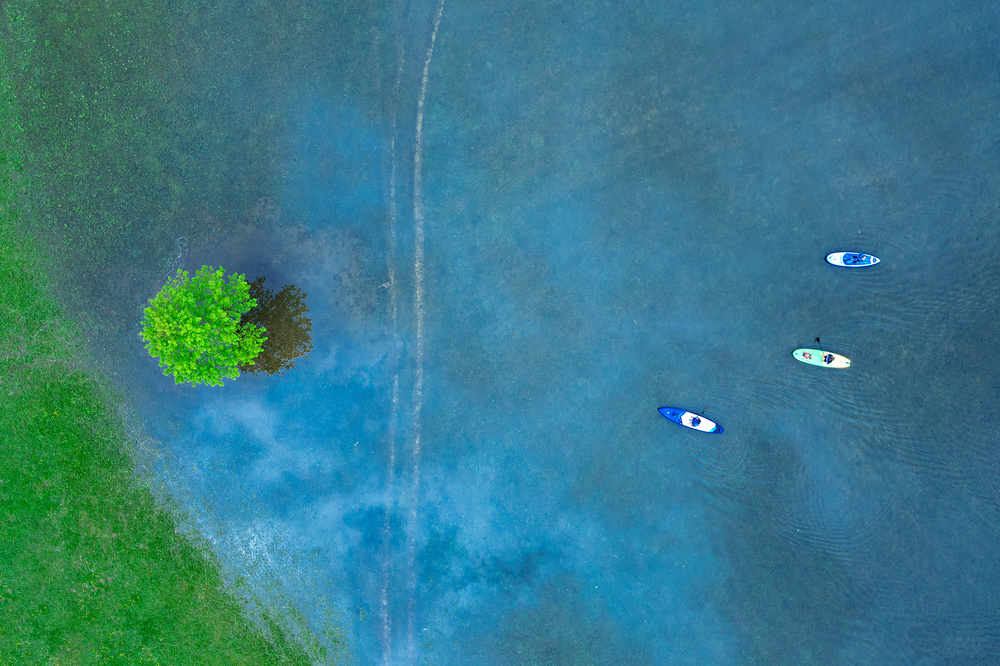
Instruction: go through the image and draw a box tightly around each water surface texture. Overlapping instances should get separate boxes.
[26,0,1000,663]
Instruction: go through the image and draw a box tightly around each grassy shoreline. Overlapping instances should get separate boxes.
[0,230,321,666]
[0,7,328,666]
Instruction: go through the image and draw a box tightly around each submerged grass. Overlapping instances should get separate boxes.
[0,6,330,666]
[0,249,319,665]
[0,267,315,664]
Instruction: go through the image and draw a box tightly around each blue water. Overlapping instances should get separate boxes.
[61,0,1000,663]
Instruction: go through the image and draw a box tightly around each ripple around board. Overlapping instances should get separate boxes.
[823,280,1000,482]
[712,374,907,562]
[729,343,978,490]
[841,606,924,665]
[769,470,894,566]
[908,613,1000,662]
[846,310,930,359]
[686,383,814,496]
[685,431,756,492]
[714,376,809,420]
[841,209,925,257]
[842,195,1000,304]
[764,366,915,451]
[965,454,1000,532]
[923,166,995,219]
[947,204,1000,254]
[813,372,915,436]
[937,409,998,467]
[837,623,899,665]
[746,385,899,561]
[845,275,983,353]
[819,376,968,483]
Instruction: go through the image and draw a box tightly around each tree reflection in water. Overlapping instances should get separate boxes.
[239,276,314,376]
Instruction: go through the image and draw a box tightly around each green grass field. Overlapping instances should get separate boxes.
[0,4,332,665]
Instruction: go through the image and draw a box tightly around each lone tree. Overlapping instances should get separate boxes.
[140,266,267,386]
[238,276,313,376]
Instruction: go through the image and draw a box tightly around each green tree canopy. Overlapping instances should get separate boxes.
[140,266,267,386]
[238,276,313,376]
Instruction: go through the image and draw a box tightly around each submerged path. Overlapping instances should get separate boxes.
[405,1,446,662]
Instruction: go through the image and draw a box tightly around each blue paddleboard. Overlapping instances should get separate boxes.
[826,251,880,267]
[658,407,723,433]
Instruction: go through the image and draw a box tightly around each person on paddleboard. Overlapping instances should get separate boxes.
[823,353,834,364]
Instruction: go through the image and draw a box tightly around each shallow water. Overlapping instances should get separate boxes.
[24,0,1000,663]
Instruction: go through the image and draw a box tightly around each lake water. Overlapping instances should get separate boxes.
[26,0,1000,663]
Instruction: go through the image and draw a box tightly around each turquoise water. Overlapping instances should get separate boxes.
[28,0,1000,662]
